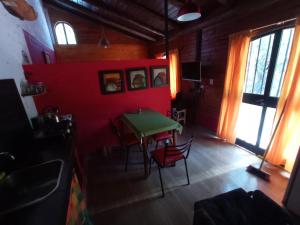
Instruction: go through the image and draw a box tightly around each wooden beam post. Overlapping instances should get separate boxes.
[165,0,169,59]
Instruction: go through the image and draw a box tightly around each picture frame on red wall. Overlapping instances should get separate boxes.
[150,66,169,88]
[99,70,125,95]
[125,67,148,91]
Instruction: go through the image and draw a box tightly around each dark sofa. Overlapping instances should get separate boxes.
[193,188,293,225]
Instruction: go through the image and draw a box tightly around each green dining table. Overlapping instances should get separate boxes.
[121,109,183,177]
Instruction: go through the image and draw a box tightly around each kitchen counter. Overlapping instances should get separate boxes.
[0,136,75,225]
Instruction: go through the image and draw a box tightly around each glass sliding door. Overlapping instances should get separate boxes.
[236,27,294,156]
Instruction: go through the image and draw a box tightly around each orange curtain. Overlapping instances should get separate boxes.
[169,49,180,99]
[155,50,180,99]
[217,31,251,144]
[266,18,300,172]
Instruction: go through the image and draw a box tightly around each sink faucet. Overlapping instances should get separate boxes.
[0,152,15,160]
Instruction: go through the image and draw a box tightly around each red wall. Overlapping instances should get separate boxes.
[23,59,170,155]
[23,30,56,64]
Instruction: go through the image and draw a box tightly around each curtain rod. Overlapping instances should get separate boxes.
[250,18,296,32]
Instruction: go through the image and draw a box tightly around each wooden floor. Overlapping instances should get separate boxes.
[86,125,289,225]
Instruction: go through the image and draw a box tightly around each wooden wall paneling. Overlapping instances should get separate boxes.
[45,4,150,61]
[55,44,149,62]
[150,0,300,132]
[75,0,165,40]
[45,4,148,45]
[44,0,156,41]
[196,30,202,61]
[125,0,180,30]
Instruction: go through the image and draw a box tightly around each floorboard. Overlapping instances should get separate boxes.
[86,125,289,225]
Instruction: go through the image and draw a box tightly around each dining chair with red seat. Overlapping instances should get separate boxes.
[110,119,142,171]
[152,111,174,149]
[149,136,193,197]
[152,131,173,149]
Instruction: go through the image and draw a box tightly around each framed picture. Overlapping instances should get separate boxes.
[99,70,125,94]
[126,67,148,91]
[150,66,169,87]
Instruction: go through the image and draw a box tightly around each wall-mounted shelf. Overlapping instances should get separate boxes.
[21,81,47,97]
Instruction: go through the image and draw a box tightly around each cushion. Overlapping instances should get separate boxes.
[152,147,184,167]
[153,132,172,142]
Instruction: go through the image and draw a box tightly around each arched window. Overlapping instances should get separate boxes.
[55,22,77,45]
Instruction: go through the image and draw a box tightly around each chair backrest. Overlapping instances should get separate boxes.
[163,136,193,165]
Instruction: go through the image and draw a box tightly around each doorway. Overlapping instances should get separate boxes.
[236,27,295,156]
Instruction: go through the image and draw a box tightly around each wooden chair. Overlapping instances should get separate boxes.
[110,119,142,171]
[173,108,187,125]
[152,132,173,150]
[149,136,193,197]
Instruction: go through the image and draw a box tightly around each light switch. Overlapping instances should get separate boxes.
[209,79,214,85]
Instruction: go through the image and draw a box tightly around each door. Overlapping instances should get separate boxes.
[236,27,295,156]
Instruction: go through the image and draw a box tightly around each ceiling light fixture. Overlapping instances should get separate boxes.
[98,26,110,48]
[177,0,201,22]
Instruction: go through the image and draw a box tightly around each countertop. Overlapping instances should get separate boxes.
[0,136,75,225]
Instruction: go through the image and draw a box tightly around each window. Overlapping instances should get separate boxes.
[244,34,275,95]
[243,28,294,97]
[55,22,77,45]
[236,27,295,155]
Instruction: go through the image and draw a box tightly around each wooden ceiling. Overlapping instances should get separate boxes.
[44,0,235,42]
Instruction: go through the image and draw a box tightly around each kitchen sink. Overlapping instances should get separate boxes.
[0,159,64,216]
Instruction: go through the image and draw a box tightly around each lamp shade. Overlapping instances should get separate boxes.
[1,0,37,21]
[98,38,110,48]
[177,2,201,22]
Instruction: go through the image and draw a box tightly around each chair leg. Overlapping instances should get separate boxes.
[149,158,152,175]
[138,144,143,152]
[125,146,130,172]
[184,158,190,185]
[158,166,165,197]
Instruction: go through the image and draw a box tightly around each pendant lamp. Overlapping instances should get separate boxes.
[98,27,110,48]
[177,0,201,22]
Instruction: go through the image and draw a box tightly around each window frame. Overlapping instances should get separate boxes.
[243,25,295,106]
[236,25,295,156]
[54,21,77,45]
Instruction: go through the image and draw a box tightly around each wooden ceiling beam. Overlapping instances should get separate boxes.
[45,0,157,42]
[125,0,180,29]
[216,0,236,6]
[84,0,165,37]
[169,0,185,7]
[165,0,294,42]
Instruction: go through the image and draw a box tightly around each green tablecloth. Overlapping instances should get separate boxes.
[122,110,183,139]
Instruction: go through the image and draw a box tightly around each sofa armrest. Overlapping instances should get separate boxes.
[251,190,293,225]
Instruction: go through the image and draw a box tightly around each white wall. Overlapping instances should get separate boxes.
[22,0,53,49]
[0,0,53,120]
